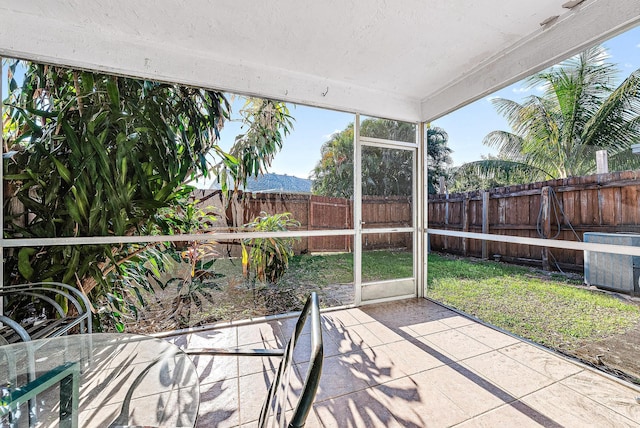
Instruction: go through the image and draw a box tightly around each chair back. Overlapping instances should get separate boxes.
[258,292,323,428]
[0,282,92,343]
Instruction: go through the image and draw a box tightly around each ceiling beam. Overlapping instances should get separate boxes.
[420,0,640,122]
[2,0,638,123]
[0,6,422,122]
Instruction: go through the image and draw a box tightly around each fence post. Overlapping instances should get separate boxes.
[462,194,469,256]
[438,176,446,194]
[541,186,552,271]
[596,150,609,174]
[482,191,489,259]
[444,193,449,250]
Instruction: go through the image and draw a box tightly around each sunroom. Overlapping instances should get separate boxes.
[2,1,640,427]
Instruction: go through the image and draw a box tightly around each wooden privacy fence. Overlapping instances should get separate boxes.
[191,190,412,254]
[428,170,640,272]
[308,196,351,252]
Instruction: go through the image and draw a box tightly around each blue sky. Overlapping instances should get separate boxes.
[3,25,640,185]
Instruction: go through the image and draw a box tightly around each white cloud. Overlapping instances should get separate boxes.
[511,87,529,94]
[636,43,640,48]
[624,63,635,68]
[321,129,341,140]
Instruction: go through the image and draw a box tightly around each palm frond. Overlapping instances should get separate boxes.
[453,159,550,183]
[482,130,524,159]
[490,98,526,132]
[609,148,640,171]
[582,69,640,150]
[482,44,638,180]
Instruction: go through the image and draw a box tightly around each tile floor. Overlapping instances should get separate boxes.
[172,298,640,427]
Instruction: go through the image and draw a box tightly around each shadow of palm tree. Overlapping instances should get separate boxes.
[186,349,247,428]
[303,316,423,427]
[355,299,562,427]
[185,298,563,427]
[241,298,563,427]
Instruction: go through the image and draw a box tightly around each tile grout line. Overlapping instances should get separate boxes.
[460,355,640,427]
[235,326,243,427]
[556,371,640,426]
[192,299,640,426]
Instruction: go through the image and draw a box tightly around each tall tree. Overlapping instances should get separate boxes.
[311,124,355,198]
[426,126,452,193]
[212,98,293,191]
[311,119,451,197]
[454,45,640,190]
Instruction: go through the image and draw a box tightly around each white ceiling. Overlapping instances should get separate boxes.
[1,0,639,122]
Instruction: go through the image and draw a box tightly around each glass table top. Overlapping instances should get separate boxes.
[0,333,199,427]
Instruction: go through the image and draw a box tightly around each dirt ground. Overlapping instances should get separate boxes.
[572,319,640,384]
[127,279,355,335]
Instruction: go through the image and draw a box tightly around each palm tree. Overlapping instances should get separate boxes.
[426,126,452,193]
[454,45,640,189]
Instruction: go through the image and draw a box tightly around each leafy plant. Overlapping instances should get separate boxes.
[3,61,230,290]
[102,200,221,330]
[213,98,294,192]
[2,60,293,331]
[243,211,300,283]
[447,154,540,192]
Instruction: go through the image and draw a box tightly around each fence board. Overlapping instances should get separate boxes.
[192,169,640,270]
[309,196,351,252]
[621,185,640,224]
[428,170,640,272]
[193,190,412,254]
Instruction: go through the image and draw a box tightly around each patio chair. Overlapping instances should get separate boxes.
[0,282,92,343]
[185,292,324,428]
[0,282,91,427]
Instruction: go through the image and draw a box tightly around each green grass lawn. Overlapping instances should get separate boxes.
[427,253,640,350]
[282,250,413,285]
[188,249,412,287]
